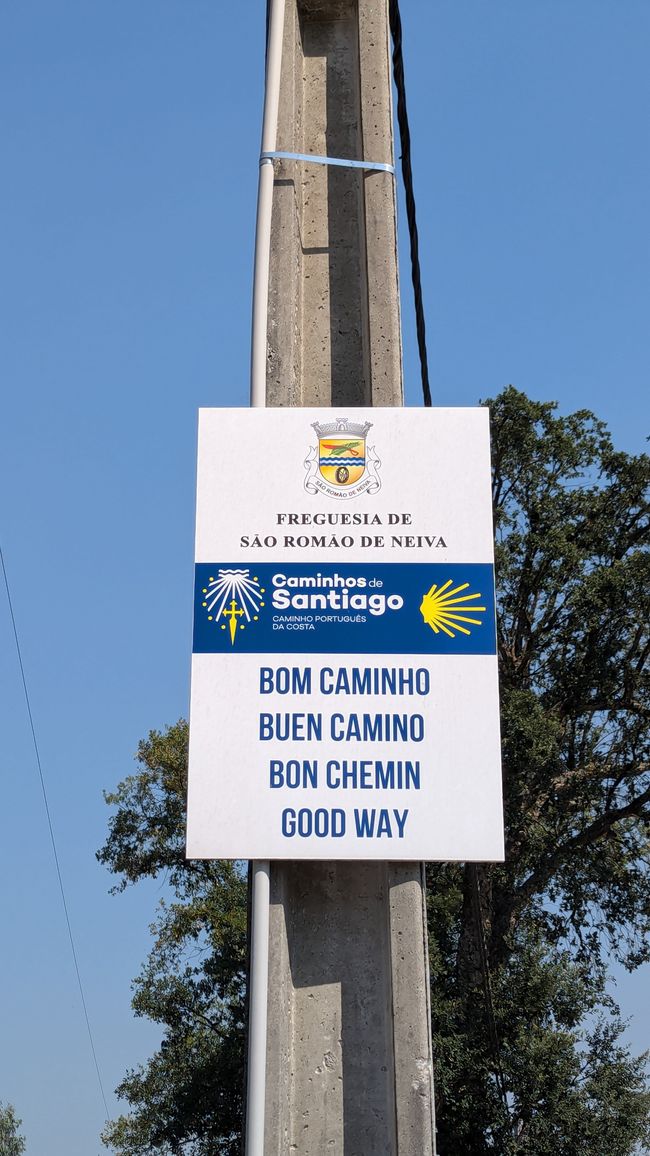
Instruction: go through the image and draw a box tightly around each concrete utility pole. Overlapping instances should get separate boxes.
[256,2,436,1151]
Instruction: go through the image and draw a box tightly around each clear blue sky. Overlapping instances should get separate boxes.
[1,2,648,1152]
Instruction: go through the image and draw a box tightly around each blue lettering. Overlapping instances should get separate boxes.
[281,808,346,838]
[353,808,409,838]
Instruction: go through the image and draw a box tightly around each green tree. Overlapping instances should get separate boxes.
[98,388,650,1154]
[429,387,650,1153]
[97,723,247,1156]
[0,1103,26,1156]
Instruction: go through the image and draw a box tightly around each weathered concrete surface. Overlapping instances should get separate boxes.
[262,2,435,1152]
[266,0,402,408]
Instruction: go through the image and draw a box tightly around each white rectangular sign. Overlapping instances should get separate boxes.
[186,407,504,860]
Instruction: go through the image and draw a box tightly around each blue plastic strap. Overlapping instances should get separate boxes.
[260,149,395,175]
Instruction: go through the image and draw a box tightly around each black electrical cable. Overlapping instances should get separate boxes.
[469,864,512,1129]
[388,15,512,1124]
[1,543,110,1119]
[389,0,432,407]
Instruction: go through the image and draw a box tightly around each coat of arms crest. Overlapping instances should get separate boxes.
[304,417,382,499]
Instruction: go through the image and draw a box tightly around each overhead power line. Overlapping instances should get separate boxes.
[1,543,110,1119]
[469,864,511,1124]
[388,8,512,1130]
[389,0,432,407]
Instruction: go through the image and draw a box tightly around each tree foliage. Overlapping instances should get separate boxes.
[0,1103,26,1156]
[97,724,247,1155]
[429,387,650,1153]
[98,388,650,1154]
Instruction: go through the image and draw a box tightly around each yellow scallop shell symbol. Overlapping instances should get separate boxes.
[420,580,486,639]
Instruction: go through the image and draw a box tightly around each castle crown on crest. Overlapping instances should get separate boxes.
[311,417,373,438]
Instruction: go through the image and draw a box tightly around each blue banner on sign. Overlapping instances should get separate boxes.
[193,563,496,655]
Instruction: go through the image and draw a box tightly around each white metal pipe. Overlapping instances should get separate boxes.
[245,860,271,1156]
[250,0,286,408]
[246,2,285,1151]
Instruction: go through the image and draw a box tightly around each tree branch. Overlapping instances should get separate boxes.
[516,785,650,906]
